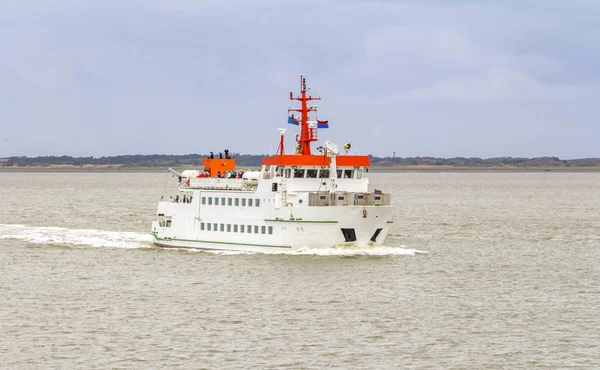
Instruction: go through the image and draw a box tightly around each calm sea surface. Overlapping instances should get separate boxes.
[1,172,599,369]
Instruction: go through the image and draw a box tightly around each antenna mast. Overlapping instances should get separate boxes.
[288,74,320,155]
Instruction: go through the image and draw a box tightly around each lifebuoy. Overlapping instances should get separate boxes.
[186,178,190,186]
[362,209,367,218]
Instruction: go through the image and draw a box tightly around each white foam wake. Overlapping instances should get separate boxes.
[289,245,427,256]
[190,245,427,256]
[0,224,152,249]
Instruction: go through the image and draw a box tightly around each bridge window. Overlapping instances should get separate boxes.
[208,197,213,205]
[344,169,354,179]
[242,198,246,206]
[228,198,232,206]
[357,168,363,179]
[202,197,206,205]
[319,169,330,178]
[255,199,260,207]
[221,197,226,205]
[285,168,291,178]
[235,198,240,206]
[293,169,305,178]
[336,170,342,178]
[306,169,318,178]
[248,199,253,207]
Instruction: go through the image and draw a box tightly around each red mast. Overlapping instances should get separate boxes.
[289,74,320,155]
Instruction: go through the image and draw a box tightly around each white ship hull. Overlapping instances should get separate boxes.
[152,200,393,252]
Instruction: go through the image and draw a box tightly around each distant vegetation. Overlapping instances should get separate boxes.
[1,154,599,169]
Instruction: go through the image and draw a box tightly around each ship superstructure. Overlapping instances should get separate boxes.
[151,75,393,252]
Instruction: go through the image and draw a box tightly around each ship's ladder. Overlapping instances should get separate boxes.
[280,177,287,204]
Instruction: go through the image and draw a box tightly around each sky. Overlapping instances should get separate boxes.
[1,0,599,159]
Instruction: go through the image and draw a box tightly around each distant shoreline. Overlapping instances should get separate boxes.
[1,165,599,173]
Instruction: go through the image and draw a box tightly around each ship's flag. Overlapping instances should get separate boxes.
[374,189,382,195]
[288,116,299,125]
[317,120,329,128]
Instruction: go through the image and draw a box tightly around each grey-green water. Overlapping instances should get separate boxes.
[1,172,599,369]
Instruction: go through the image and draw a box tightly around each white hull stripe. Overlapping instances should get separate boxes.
[152,233,292,249]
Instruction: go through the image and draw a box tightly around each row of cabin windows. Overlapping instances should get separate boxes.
[200,223,273,235]
[281,168,362,179]
[201,197,261,207]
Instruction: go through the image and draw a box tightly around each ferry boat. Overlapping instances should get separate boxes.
[151,75,394,252]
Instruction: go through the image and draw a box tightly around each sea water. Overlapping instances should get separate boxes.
[1,172,598,368]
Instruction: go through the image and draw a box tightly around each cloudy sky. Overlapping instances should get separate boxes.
[1,0,598,158]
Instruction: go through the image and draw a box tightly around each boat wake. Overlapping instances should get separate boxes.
[288,245,427,256]
[0,224,153,249]
[0,224,426,256]
[195,245,427,257]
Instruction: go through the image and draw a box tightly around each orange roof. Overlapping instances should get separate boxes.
[262,154,370,167]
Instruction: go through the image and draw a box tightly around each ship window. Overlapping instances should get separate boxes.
[338,196,344,200]
[255,199,260,207]
[357,168,363,179]
[279,168,284,177]
[242,198,246,206]
[247,225,251,233]
[261,226,266,234]
[202,197,206,205]
[235,198,240,206]
[227,224,231,232]
[320,195,326,200]
[336,170,342,178]
[228,198,232,206]
[159,216,172,228]
[240,225,245,233]
[306,169,318,178]
[375,196,381,200]
[344,169,354,179]
[208,197,213,205]
[341,228,357,242]
[357,195,364,199]
[248,199,253,207]
[285,168,291,178]
[213,223,217,231]
[371,228,382,242]
[220,224,224,232]
[201,222,205,230]
[319,169,330,178]
[268,226,273,235]
[234,224,238,232]
[254,225,259,233]
[221,197,226,205]
[293,169,305,178]
[207,223,211,231]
